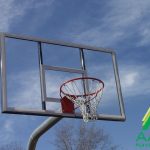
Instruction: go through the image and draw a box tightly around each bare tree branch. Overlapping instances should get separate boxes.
[0,142,24,150]
[53,122,118,150]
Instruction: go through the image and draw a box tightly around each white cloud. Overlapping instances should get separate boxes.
[137,22,150,46]
[122,72,138,87]
[89,63,150,100]
[4,120,14,132]
[63,0,150,47]
[7,70,62,111]
[0,119,15,145]
[105,0,147,28]
[108,0,150,47]
[0,0,55,32]
[120,65,150,97]
[0,0,16,31]
[8,70,41,108]
[103,65,150,99]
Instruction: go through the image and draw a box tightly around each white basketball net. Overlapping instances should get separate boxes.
[60,77,104,122]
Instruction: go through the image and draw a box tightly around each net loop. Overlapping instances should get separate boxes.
[60,77,104,122]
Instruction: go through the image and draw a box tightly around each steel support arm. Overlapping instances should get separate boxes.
[27,117,62,150]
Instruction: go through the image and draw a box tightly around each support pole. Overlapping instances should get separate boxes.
[27,117,62,150]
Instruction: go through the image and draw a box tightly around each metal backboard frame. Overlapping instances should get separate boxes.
[0,32,126,121]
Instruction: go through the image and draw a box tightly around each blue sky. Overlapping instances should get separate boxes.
[0,0,150,149]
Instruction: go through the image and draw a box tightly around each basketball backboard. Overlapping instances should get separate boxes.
[0,32,125,121]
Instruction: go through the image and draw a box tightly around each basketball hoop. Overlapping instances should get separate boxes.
[60,77,104,122]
